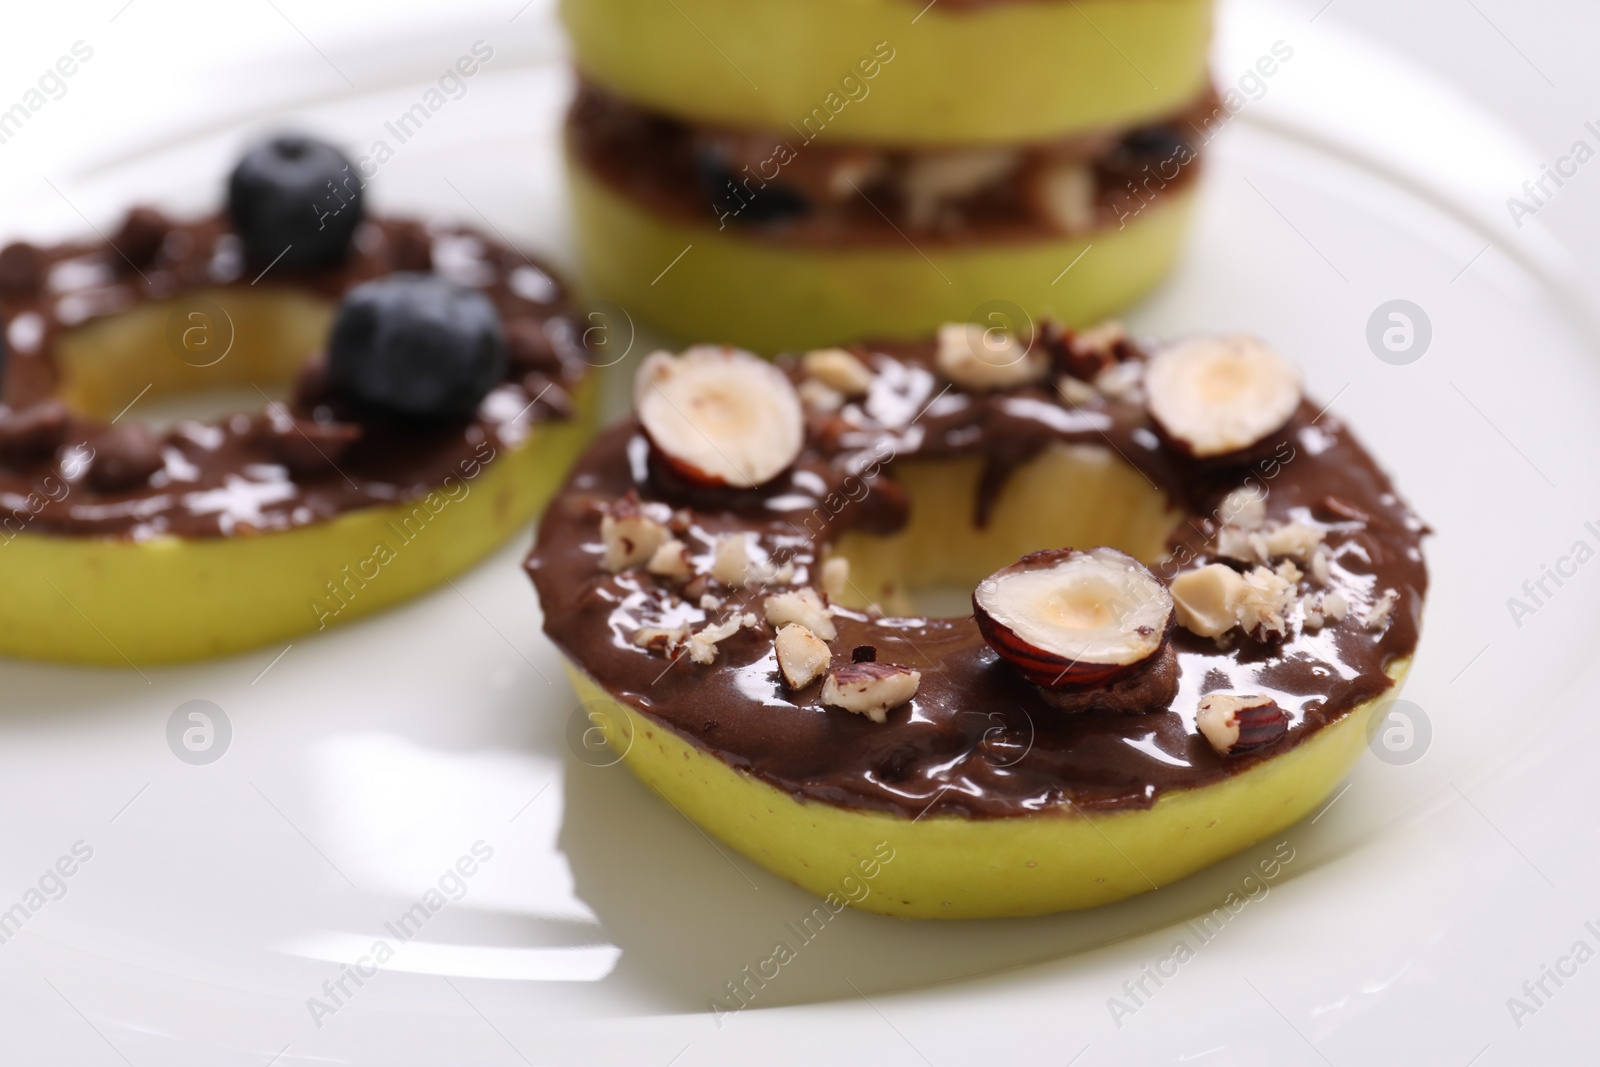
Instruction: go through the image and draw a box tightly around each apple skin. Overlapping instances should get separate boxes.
[0,376,598,666]
[561,0,1214,146]
[567,154,1199,354]
[565,658,1408,918]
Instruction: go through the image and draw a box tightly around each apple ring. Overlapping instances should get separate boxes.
[0,136,597,665]
[527,324,1427,918]
[565,78,1210,351]
[561,0,1213,146]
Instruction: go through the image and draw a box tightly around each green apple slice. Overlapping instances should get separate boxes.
[567,152,1198,353]
[556,443,1408,918]
[0,290,598,665]
[561,0,1214,145]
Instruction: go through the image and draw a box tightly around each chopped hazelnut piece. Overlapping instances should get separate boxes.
[802,348,875,397]
[1216,525,1267,565]
[821,662,921,723]
[1309,545,1332,585]
[646,538,692,579]
[1052,320,1130,381]
[711,532,750,587]
[775,623,831,689]
[1093,360,1145,404]
[763,586,837,641]
[1030,160,1096,232]
[1171,564,1248,638]
[1196,693,1288,755]
[935,322,1046,391]
[687,617,743,665]
[1364,588,1398,631]
[826,152,888,199]
[1302,590,1349,631]
[1238,565,1297,639]
[633,626,687,655]
[1264,521,1325,562]
[798,378,845,413]
[751,556,796,587]
[903,148,1018,230]
[601,507,669,572]
[1219,488,1266,530]
[1074,320,1129,354]
[1056,375,1100,407]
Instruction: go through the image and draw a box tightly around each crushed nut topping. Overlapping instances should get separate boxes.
[600,500,670,573]
[645,538,692,579]
[1216,525,1266,565]
[1309,545,1332,585]
[1264,521,1325,562]
[1093,360,1145,404]
[1238,565,1298,640]
[633,626,688,655]
[1196,693,1288,755]
[763,586,837,642]
[935,322,1046,391]
[802,348,875,397]
[821,662,921,723]
[1219,488,1266,530]
[1055,375,1100,408]
[711,532,750,587]
[797,378,845,413]
[687,617,744,665]
[775,623,831,689]
[1364,588,1397,631]
[1171,563,1248,638]
[1301,590,1349,631]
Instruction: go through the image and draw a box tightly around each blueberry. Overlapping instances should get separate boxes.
[327,273,507,421]
[227,135,363,269]
[692,149,808,226]
[1121,126,1193,163]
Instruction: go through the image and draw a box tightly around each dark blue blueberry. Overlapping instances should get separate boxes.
[692,149,808,226]
[740,183,808,224]
[1122,126,1193,162]
[227,135,363,269]
[327,273,507,421]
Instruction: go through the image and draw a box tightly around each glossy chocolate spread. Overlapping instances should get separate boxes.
[0,213,585,540]
[566,79,1212,245]
[527,336,1428,819]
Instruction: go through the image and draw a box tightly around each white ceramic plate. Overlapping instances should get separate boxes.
[2,2,1597,1064]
